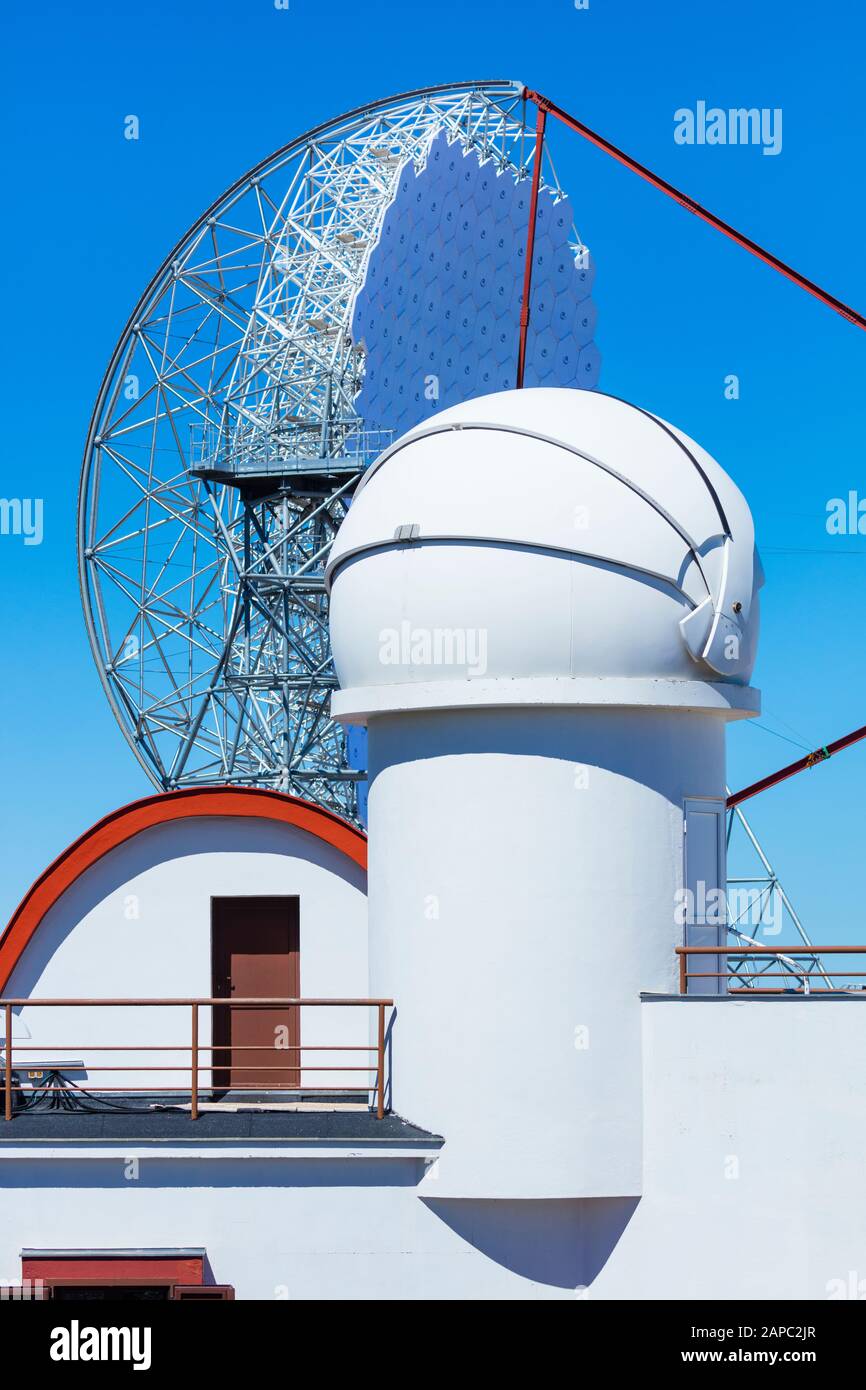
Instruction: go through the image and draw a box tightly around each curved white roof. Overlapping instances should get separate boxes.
[327,387,762,693]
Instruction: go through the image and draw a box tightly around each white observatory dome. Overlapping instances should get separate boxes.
[327,388,762,705]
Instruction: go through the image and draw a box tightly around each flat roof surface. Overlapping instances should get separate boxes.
[22,1248,206,1258]
[0,1108,441,1145]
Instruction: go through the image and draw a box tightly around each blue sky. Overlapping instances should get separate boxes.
[2,0,865,945]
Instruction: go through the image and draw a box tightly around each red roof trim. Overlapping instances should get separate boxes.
[22,1254,204,1286]
[0,788,366,993]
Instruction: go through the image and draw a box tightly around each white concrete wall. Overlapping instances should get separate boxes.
[6,818,368,1094]
[589,996,866,1300]
[366,705,727,1199]
[1,998,864,1299]
[0,1154,632,1300]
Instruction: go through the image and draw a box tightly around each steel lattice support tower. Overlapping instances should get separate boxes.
[80,80,597,822]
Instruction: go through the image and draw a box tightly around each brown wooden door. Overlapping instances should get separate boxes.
[211,897,300,1092]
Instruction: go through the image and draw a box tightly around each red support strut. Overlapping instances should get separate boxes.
[727,722,866,810]
[516,100,548,388]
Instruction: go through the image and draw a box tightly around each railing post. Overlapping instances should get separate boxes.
[191,1003,199,1121]
[376,1002,385,1120]
[4,1003,11,1121]
[678,950,687,997]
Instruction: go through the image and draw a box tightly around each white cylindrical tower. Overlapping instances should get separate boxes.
[327,388,762,1199]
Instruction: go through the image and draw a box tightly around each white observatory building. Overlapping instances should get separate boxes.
[2,386,866,1301]
[327,386,761,1199]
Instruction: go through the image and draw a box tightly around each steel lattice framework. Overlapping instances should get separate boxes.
[724,797,830,991]
[79,80,580,821]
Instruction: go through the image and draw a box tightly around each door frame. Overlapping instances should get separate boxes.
[209,896,300,1094]
[683,796,727,995]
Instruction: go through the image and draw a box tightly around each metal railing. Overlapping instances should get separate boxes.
[188,420,395,480]
[677,946,866,995]
[0,998,393,1121]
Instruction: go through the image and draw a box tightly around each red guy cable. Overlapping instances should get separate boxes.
[516,102,548,388]
[520,88,866,810]
[524,89,866,333]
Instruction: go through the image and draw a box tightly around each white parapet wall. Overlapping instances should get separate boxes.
[587,995,866,1301]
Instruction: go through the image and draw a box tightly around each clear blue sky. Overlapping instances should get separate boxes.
[2,0,865,945]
